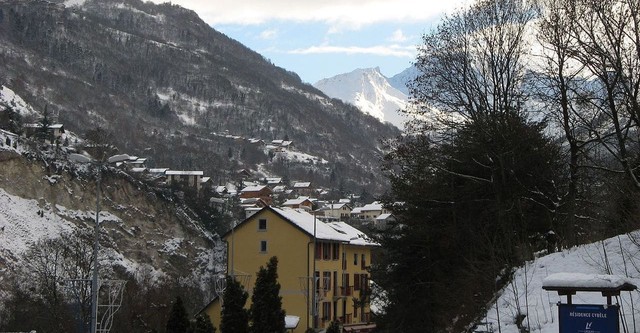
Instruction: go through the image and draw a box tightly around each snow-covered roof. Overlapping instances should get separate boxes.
[130,167,147,173]
[376,213,394,220]
[327,203,350,210]
[267,207,351,242]
[241,185,268,192]
[351,207,363,214]
[272,185,287,193]
[24,123,64,129]
[165,170,203,176]
[326,221,379,246]
[201,176,211,183]
[266,207,376,245]
[283,198,312,206]
[543,273,637,292]
[361,201,384,211]
[293,182,311,188]
[148,168,169,173]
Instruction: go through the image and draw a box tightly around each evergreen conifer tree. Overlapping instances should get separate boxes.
[220,275,249,333]
[249,256,285,333]
[166,296,190,333]
[192,313,216,333]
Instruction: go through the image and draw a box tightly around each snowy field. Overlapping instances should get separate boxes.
[483,232,640,333]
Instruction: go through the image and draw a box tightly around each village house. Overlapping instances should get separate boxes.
[282,197,314,210]
[165,170,204,193]
[200,206,377,333]
[292,181,314,197]
[353,202,389,222]
[23,123,65,143]
[321,203,353,220]
[240,185,273,205]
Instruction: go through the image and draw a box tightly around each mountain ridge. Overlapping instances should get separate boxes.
[0,0,399,195]
[314,67,408,129]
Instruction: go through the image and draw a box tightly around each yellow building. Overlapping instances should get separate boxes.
[200,206,377,333]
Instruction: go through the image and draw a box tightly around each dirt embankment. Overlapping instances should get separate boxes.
[0,150,222,283]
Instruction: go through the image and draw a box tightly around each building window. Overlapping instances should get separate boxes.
[332,243,339,260]
[315,242,322,259]
[260,240,267,253]
[258,219,267,231]
[342,252,347,270]
[323,271,331,292]
[354,273,361,290]
[354,253,358,265]
[322,301,331,321]
[323,242,331,260]
[361,253,366,269]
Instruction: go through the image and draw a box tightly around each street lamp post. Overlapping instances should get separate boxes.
[69,153,130,333]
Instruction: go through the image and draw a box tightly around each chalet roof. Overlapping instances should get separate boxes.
[282,198,312,206]
[376,213,394,220]
[272,185,287,193]
[293,182,311,188]
[361,201,384,211]
[327,203,351,210]
[148,168,169,173]
[241,185,268,192]
[130,167,147,173]
[166,170,203,176]
[24,123,64,129]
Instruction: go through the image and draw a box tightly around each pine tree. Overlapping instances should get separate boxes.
[220,275,249,333]
[249,256,285,333]
[166,296,190,333]
[192,313,216,333]
[325,320,341,333]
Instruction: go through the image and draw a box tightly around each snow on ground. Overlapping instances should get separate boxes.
[274,150,328,165]
[0,85,39,118]
[482,232,640,333]
[0,188,76,262]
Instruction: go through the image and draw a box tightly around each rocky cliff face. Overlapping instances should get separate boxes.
[0,144,223,300]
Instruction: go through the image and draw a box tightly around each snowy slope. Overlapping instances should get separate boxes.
[387,65,419,95]
[314,68,408,129]
[482,232,640,333]
[0,85,39,118]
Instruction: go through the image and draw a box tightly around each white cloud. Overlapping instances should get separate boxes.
[388,29,409,42]
[147,0,475,26]
[259,29,278,40]
[289,44,415,58]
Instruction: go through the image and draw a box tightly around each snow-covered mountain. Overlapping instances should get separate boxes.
[387,65,419,95]
[314,68,408,129]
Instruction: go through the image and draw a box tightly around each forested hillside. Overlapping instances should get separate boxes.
[0,0,399,195]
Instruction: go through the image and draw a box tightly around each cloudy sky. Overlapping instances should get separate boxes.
[148,0,475,83]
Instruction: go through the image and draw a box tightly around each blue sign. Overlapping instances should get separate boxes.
[559,304,619,333]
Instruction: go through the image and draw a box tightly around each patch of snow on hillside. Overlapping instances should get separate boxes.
[481,232,640,333]
[0,189,76,261]
[64,0,86,7]
[56,205,122,226]
[0,85,39,118]
[161,238,183,255]
[274,150,328,165]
